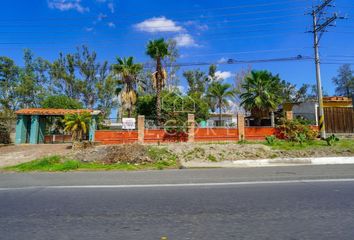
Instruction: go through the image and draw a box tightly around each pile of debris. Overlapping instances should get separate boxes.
[74,143,153,164]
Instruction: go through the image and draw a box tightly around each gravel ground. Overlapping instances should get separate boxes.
[0,144,71,167]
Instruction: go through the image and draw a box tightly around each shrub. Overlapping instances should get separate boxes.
[265,135,276,145]
[325,134,339,146]
[277,118,318,143]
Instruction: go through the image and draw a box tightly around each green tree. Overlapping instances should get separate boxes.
[63,112,91,142]
[281,81,310,103]
[41,95,83,109]
[164,39,180,90]
[240,70,283,125]
[146,38,170,126]
[50,53,82,100]
[0,57,19,111]
[112,57,142,118]
[207,81,235,124]
[16,49,50,108]
[183,69,208,94]
[332,64,354,97]
[75,45,106,109]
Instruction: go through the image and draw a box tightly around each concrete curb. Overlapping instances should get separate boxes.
[182,156,354,168]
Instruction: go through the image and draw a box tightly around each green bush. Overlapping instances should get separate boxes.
[277,118,318,143]
[265,135,276,145]
[325,134,340,146]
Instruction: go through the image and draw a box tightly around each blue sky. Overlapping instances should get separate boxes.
[0,0,353,95]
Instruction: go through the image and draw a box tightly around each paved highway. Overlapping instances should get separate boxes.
[1,165,354,240]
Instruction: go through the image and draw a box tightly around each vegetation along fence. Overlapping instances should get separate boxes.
[94,114,286,145]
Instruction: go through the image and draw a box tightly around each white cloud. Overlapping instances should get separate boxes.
[107,22,116,28]
[48,0,89,13]
[184,21,209,31]
[215,71,234,80]
[173,34,198,47]
[134,17,184,33]
[217,57,227,64]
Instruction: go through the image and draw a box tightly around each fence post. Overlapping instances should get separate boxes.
[237,113,245,141]
[138,115,145,144]
[271,111,275,127]
[188,114,195,143]
[285,111,293,121]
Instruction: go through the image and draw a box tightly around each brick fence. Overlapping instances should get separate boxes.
[94,113,292,145]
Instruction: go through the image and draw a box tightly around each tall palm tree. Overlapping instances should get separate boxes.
[112,57,142,118]
[240,70,283,125]
[146,38,169,126]
[207,81,235,125]
[63,112,91,142]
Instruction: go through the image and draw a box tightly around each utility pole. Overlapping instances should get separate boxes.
[309,0,342,139]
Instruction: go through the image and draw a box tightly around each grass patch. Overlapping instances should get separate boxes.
[5,148,180,172]
[207,154,217,162]
[263,139,354,152]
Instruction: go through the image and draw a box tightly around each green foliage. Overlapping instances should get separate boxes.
[112,56,142,117]
[0,57,19,111]
[0,109,15,144]
[265,135,276,145]
[207,154,217,162]
[183,69,208,94]
[147,146,178,169]
[277,118,318,144]
[325,134,340,146]
[207,81,235,123]
[240,70,284,125]
[63,112,92,142]
[41,95,83,109]
[332,64,354,98]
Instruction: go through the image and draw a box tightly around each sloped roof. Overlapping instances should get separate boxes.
[15,108,100,116]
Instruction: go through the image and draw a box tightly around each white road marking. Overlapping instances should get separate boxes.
[1,178,354,191]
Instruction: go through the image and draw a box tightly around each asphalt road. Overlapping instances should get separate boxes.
[1,165,354,240]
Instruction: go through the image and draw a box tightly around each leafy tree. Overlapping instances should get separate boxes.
[112,57,142,118]
[75,45,103,109]
[207,81,235,124]
[50,53,82,100]
[41,95,83,109]
[240,70,283,125]
[63,112,91,142]
[281,81,310,103]
[16,49,50,108]
[97,74,117,118]
[164,39,180,90]
[0,57,19,111]
[332,64,354,97]
[146,38,170,126]
[183,69,208,94]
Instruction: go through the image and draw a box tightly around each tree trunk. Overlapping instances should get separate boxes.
[156,57,162,127]
[219,100,222,127]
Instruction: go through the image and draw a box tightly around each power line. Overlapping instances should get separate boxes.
[0,0,310,22]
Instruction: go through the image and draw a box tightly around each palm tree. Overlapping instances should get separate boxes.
[112,57,142,118]
[146,38,169,126]
[63,112,92,142]
[240,70,283,126]
[207,81,235,126]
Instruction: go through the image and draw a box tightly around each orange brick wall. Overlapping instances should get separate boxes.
[195,128,239,142]
[95,130,138,145]
[245,127,277,140]
[144,129,188,143]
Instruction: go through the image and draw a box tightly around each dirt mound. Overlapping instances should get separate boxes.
[74,143,153,164]
[165,143,275,162]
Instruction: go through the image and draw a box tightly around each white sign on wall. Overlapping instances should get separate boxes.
[122,118,136,130]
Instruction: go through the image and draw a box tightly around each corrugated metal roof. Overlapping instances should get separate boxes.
[15,108,100,116]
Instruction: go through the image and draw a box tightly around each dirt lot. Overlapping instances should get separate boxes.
[1,140,354,168]
[0,144,71,167]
